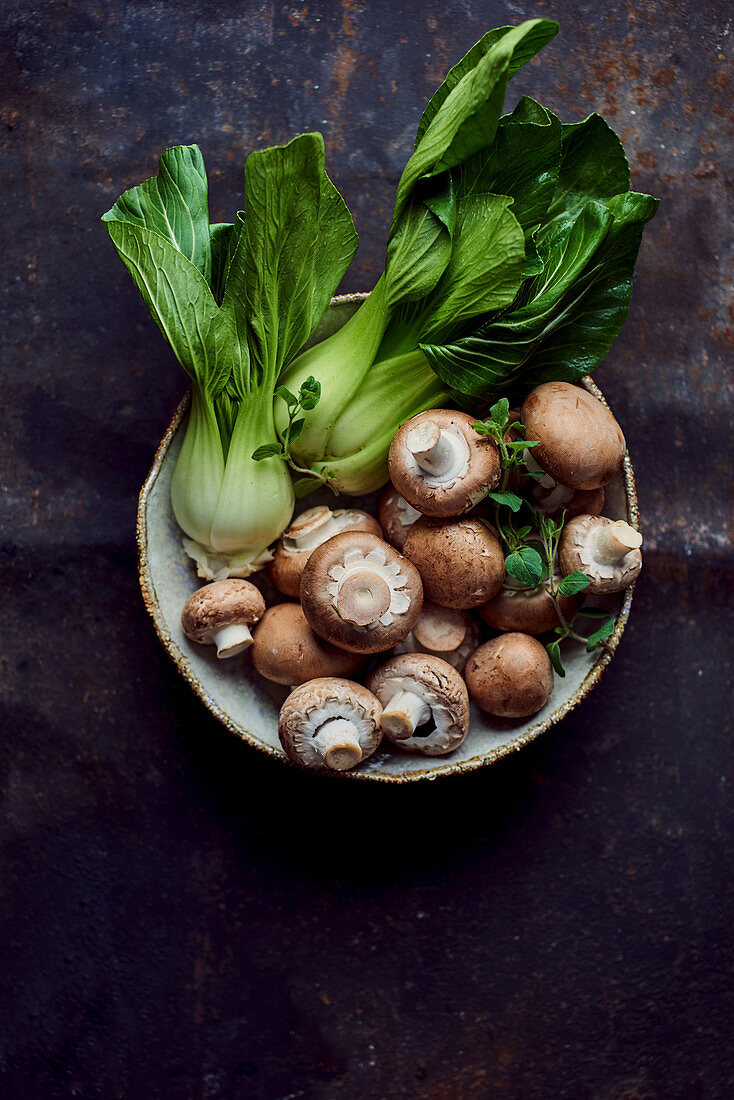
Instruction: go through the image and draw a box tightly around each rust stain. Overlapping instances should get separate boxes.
[653,67,676,87]
[635,150,657,171]
[332,41,357,100]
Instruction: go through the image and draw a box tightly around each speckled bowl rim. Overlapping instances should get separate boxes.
[137,294,638,783]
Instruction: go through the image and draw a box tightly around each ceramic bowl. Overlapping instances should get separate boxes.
[138,295,639,782]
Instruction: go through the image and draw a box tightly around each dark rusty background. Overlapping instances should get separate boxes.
[1,1,732,1097]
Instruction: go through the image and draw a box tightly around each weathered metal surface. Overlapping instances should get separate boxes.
[0,1,732,1097]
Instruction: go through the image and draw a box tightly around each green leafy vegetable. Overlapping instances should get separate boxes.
[103,135,357,577]
[277,18,559,491]
[420,112,659,397]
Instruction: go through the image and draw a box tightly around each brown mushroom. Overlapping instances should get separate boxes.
[465,633,554,718]
[388,409,501,517]
[278,677,382,772]
[367,653,470,755]
[558,515,642,593]
[300,531,423,654]
[521,382,626,490]
[403,516,505,609]
[250,603,363,685]
[269,505,382,598]
[378,485,422,551]
[394,600,482,672]
[530,480,606,522]
[181,579,266,658]
[479,577,582,635]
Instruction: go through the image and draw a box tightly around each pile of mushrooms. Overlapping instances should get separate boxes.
[179,383,642,774]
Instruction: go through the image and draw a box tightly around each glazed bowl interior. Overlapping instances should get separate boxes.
[138,296,638,782]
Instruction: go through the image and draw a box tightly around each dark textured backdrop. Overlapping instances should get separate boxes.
[1,1,732,1097]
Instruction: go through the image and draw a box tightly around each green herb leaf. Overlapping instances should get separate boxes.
[298,376,322,409]
[515,525,533,539]
[251,443,283,461]
[577,607,611,619]
[287,418,306,445]
[293,476,321,498]
[471,419,495,436]
[489,490,523,512]
[505,545,544,586]
[558,570,591,596]
[275,386,299,408]
[490,397,510,426]
[586,618,616,650]
[546,639,566,677]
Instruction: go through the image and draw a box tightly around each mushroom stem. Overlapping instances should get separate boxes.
[211,622,254,658]
[406,422,469,481]
[534,481,574,512]
[312,718,364,771]
[336,571,392,626]
[524,450,556,488]
[380,690,431,740]
[592,520,643,565]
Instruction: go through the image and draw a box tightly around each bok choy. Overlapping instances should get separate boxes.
[278,19,657,493]
[103,135,357,578]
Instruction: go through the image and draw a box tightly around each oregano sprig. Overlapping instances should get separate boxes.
[253,376,337,496]
[537,513,616,674]
[469,410,621,676]
[472,398,544,579]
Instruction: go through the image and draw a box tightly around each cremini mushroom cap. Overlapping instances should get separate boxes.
[403,516,505,609]
[479,580,582,635]
[181,579,266,657]
[521,382,626,490]
[378,485,422,551]
[278,677,383,772]
[559,515,642,594]
[388,409,500,517]
[300,531,423,654]
[250,603,364,685]
[465,633,554,718]
[269,505,381,598]
[367,653,470,756]
[395,601,481,673]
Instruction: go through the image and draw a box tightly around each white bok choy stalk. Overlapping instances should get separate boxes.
[102,137,358,578]
[276,19,559,493]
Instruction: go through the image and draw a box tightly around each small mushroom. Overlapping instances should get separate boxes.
[403,516,505,609]
[521,381,626,490]
[278,677,382,772]
[388,409,501,517]
[558,515,642,593]
[465,633,554,718]
[181,579,266,658]
[378,484,422,550]
[250,603,363,685]
[269,505,382,598]
[300,531,423,654]
[479,577,582,635]
[367,653,470,756]
[530,479,606,522]
[394,600,482,672]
